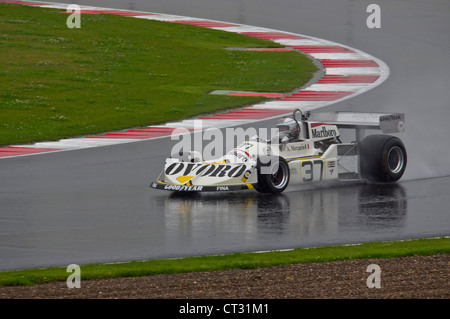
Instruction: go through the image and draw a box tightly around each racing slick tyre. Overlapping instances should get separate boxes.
[359,134,407,183]
[255,156,290,194]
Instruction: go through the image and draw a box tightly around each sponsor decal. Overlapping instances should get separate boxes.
[176,176,194,184]
[164,184,203,191]
[311,126,337,139]
[216,186,230,191]
[165,162,247,178]
[238,142,254,150]
[328,161,336,175]
[380,114,402,122]
[286,143,309,152]
[229,148,251,162]
[241,170,252,183]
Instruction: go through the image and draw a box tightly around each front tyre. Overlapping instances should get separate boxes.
[256,156,290,193]
[359,134,407,183]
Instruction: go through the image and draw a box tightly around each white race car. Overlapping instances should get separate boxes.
[150,109,407,193]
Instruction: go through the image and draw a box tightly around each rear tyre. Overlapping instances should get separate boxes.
[256,156,290,193]
[359,134,407,183]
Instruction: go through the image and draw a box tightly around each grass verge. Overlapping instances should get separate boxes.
[0,3,317,146]
[0,237,448,287]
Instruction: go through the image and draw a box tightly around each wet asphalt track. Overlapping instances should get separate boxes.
[1,0,449,270]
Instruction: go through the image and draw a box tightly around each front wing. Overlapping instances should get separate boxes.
[150,160,258,192]
[150,181,256,192]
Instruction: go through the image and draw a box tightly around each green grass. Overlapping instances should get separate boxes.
[1,237,448,287]
[0,4,317,146]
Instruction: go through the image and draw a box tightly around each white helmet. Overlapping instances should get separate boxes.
[277,117,300,141]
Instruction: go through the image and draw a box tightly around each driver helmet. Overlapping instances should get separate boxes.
[277,117,300,141]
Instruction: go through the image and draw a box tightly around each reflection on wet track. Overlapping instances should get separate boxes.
[150,178,446,263]
[357,184,407,230]
[161,182,409,243]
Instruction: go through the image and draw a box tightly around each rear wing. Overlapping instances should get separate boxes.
[308,112,405,134]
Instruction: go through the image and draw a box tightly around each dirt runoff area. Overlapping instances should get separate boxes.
[0,254,448,299]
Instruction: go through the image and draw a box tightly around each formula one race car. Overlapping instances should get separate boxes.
[150,109,407,194]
